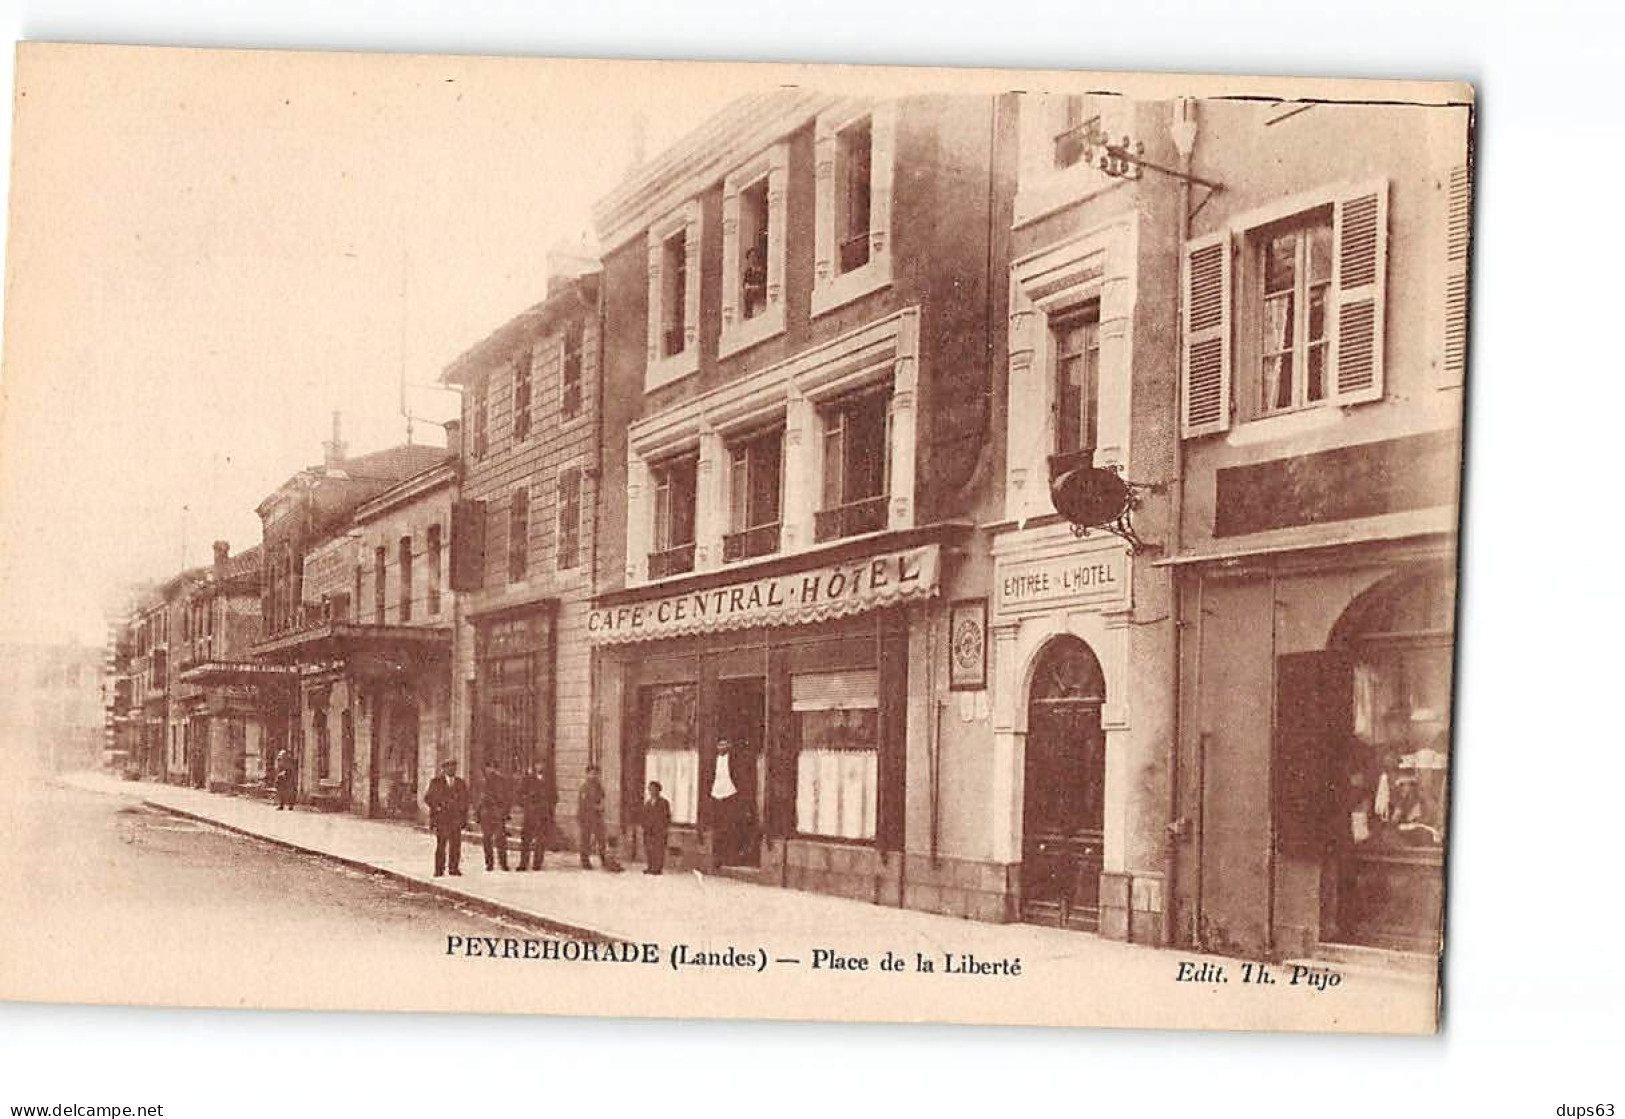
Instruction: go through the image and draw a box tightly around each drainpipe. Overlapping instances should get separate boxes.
[1163,96,1198,949]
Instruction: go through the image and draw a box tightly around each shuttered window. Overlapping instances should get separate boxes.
[1441,165,1471,387]
[1330,181,1388,404]
[556,467,581,572]
[1181,179,1390,436]
[1181,230,1231,437]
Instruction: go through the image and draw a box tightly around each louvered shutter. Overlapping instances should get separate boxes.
[1181,230,1231,437]
[1331,180,1389,405]
[1441,165,1471,387]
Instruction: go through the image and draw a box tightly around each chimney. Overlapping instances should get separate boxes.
[322,411,348,466]
[444,418,463,460]
[212,541,230,580]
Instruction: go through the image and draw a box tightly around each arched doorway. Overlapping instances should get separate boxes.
[1021,635,1107,930]
[1317,567,1453,952]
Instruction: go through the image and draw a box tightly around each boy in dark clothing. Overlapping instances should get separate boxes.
[642,781,672,875]
[516,763,551,871]
[478,763,511,871]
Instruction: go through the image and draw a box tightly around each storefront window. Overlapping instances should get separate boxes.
[792,671,879,841]
[640,684,698,825]
[1337,573,1453,852]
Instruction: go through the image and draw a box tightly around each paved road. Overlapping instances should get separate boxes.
[0,780,532,1012]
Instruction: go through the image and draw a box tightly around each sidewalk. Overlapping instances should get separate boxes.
[57,771,1438,1032]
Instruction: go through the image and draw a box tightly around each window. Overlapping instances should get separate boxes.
[723,427,782,562]
[740,180,770,319]
[1181,182,1389,437]
[478,616,542,775]
[836,117,873,274]
[561,321,583,418]
[816,389,890,543]
[640,684,699,825]
[1257,213,1333,414]
[508,488,529,584]
[645,201,702,389]
[556,468,582,571]
[1052,306,1100,465]
[373,547,387,623]
[314,705,332,782]
[512,348,533,440]
[426,524,442,615]
[791,671,879,841]
[1053,96,1095,171]
[660,230,687,359]
[398,536,413,622]
[813,104,896,317]
[472,382,489,460]
[649,455,697,578]
[354,564,363,625]
[720,143,788,357]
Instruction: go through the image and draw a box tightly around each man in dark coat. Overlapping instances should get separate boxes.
[478,763,512,871]
[641,781,672,876]
[577,764,614,870]
[516,762,551,871]
[273,748,297,811]
[423,758,469,877]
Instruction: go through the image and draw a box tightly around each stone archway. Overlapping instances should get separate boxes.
[1019,634,1107,930]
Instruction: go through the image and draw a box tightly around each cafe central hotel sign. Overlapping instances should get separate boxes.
[587,545,941,644]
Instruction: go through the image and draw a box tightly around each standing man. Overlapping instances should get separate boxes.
[273,747,297,811]
[516,762,551,871]
[641,781,672,876]
[424,758,469,877]
[577,764,613,870]
[709,736,739,866]
[478,762,512,872]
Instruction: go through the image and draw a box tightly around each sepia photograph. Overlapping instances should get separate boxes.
[0,42,1478,1041]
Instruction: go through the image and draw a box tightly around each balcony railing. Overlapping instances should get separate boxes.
[722,522,781,564]
[647,543,697,580]
[813,494,889,544]
[839,232,871,273]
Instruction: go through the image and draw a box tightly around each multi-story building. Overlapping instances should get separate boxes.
[440,262,602,841]
[248,422,452,804]
[1165,99,1470,961]
[589,91,1016,915]
[171,542,278,790]
[260,451,455,817]
[984,92,1188,943]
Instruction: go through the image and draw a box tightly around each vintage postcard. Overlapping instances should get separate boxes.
[0,42,1472,1033]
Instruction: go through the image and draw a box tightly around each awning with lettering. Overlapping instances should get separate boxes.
[589,544,940,645]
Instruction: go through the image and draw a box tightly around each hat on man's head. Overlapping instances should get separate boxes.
[440,759,458,771]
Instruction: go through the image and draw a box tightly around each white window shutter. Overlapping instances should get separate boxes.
[1181,230,1231,437]
[1441,165,1471,387]
[1331,180,1389,405]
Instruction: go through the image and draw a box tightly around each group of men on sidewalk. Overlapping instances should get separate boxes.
[421,758,671,879]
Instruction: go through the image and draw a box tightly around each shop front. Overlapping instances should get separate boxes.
[591,537,941,900]
[1173,543,1454,960]
[253,622,451,821]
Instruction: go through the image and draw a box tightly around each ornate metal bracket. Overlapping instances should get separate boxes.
[1064,464,1166,556]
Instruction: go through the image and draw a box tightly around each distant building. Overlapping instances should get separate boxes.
[249,421,455,812]
[0,639,105,772]
[172,542,280,789]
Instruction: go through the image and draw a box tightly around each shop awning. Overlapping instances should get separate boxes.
[176,659,299,687]
[589,542,942,646]
[251,622,452,675]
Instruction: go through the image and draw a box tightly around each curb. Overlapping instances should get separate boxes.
[141,798,627,945]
